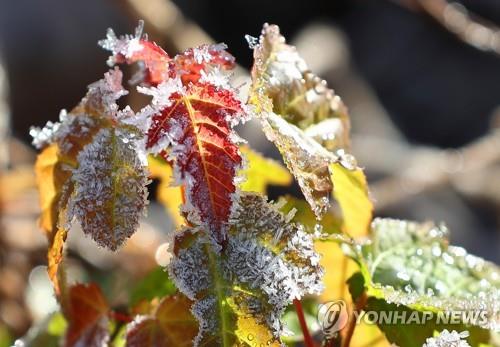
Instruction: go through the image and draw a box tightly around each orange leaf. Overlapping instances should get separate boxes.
[34,144,73,236]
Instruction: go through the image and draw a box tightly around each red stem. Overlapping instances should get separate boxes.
[109,311,133,323]
[341,292,367,347]
[293,299,315,347]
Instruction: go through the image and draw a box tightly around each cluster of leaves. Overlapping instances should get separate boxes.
[27,21,499,347]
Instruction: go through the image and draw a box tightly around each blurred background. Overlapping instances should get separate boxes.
[0,0,499,344]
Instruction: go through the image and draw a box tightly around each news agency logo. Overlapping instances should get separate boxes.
[317,300,492,339]
[317,300,349,339]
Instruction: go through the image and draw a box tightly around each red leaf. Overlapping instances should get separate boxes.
[146,82,243,243]
[173,44,235,85]
[64,283,110,347]
[119,40,171,86]
[100,22,234,86]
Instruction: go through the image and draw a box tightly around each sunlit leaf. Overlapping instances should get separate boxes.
[34,144,73,237]
[239,145,292,193]
[329,162,372,236]
[126,294,198,347]
[148,155,185,227]
[141,81,245,244]
[168,193,323,346]
[34,144,73,295]
[64,283,110,347]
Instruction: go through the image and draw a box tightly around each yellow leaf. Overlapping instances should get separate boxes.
[34,144,73,236]
[235,314,280,347]
[239,145,291,193]
[35,144,75,296]
[317,166,384,346]
[148,155,185,227]
[329,162,373,236]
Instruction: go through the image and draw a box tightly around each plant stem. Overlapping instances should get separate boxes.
[109,311,132,323]
[293,299,315,347]
[341,292,367,347]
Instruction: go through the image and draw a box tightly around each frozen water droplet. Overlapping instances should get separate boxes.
[245,34,259,49]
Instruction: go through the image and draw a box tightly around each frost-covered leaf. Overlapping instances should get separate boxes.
[347,218,500,346]
[70,127,149,250]
[142,81,244,244]
[99,21,171,86]
[126,294,198,347]
[64,283,110,347]
[239,145,292,193]
[248,24,372,225]
[31,69,149,256]
[249,23,350,151]
[100,21,235,87]
[279,196,385,346]
[168,193,323,346]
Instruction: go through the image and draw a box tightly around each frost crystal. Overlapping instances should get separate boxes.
[422,330,471,347]
[83,68,128,118]
[99,20,145,64]
[30,118,62,149]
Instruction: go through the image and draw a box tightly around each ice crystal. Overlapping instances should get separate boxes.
[83,67,128,118]
[30,117,62,149]
[99,20,145,64]
[422,330,470,347]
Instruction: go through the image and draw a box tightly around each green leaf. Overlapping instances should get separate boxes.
[129,267,177,307]
[347,218,500,347]
[0,324,11,347]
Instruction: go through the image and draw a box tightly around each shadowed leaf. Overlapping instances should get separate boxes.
[64,283,110,347]
[126,295,198,347]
